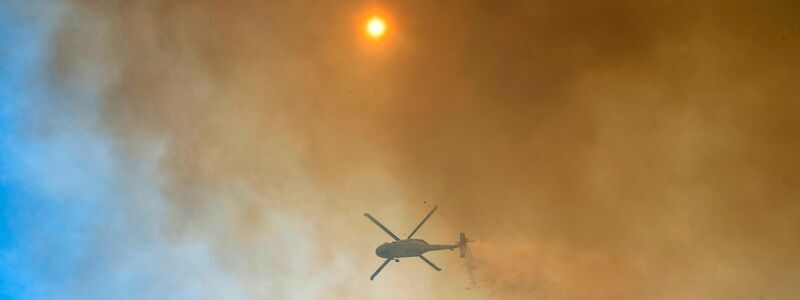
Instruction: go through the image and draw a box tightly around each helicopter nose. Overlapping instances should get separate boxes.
[375,244,389,258]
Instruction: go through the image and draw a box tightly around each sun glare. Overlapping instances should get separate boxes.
[366,17,386,38]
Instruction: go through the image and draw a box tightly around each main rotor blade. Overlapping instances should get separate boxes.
[370,258,393,281]
[418,254,441,271]
[407,206,438,239]
[364,213,400,241]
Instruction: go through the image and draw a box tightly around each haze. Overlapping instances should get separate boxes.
[2,0,799,299]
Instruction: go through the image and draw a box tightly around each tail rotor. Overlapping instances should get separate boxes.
[458,232,472,258]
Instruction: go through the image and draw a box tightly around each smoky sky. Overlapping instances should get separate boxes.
[41,0,800,299]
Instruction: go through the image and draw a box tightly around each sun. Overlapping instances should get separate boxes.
[365,17,386,38]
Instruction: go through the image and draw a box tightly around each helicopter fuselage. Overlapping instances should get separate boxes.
[375,239,456,258]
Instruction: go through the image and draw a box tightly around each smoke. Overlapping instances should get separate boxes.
[44,0,800,299]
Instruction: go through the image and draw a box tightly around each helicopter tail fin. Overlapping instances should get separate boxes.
[459,232,471,258]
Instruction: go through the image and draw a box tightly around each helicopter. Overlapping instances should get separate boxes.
[364,206,471,280]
